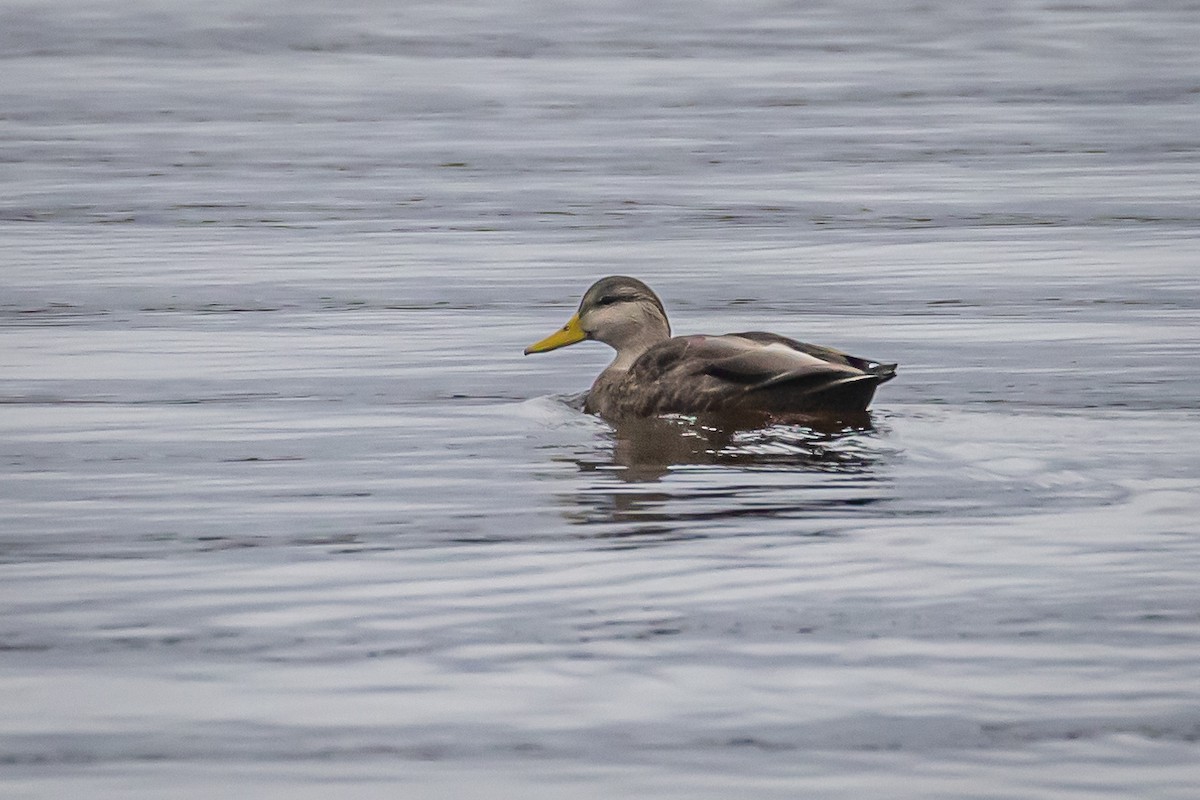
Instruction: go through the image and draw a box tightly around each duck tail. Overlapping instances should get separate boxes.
[748,371,883,412]
[870,362,898,383]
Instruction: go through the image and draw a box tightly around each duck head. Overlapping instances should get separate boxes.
[524,276,671,366]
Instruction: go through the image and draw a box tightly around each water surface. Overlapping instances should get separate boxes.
[3,1,1200,797]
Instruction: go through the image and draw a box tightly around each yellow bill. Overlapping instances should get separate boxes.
[524,312,586,354]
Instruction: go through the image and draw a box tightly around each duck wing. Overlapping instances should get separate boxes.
[697,334,865,391]
[729,331,898,383]
[598,334,888,417]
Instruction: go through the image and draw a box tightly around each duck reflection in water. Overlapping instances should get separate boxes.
[561,410,892,536]
[593,411,880,482]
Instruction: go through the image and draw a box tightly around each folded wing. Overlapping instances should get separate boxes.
[605,333,894,416]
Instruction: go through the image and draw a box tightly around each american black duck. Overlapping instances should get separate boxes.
[524,276,896,421]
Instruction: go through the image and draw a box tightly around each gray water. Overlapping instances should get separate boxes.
[3,1,1200,797]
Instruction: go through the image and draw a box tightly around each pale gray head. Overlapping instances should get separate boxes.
[524,275,671,358]
[576,276,670,348]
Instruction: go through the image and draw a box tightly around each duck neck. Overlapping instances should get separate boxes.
[605,319,670,372]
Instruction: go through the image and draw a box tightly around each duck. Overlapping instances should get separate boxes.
[524,276,896,421]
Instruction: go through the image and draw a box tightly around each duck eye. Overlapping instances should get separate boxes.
[596,293,636,307]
